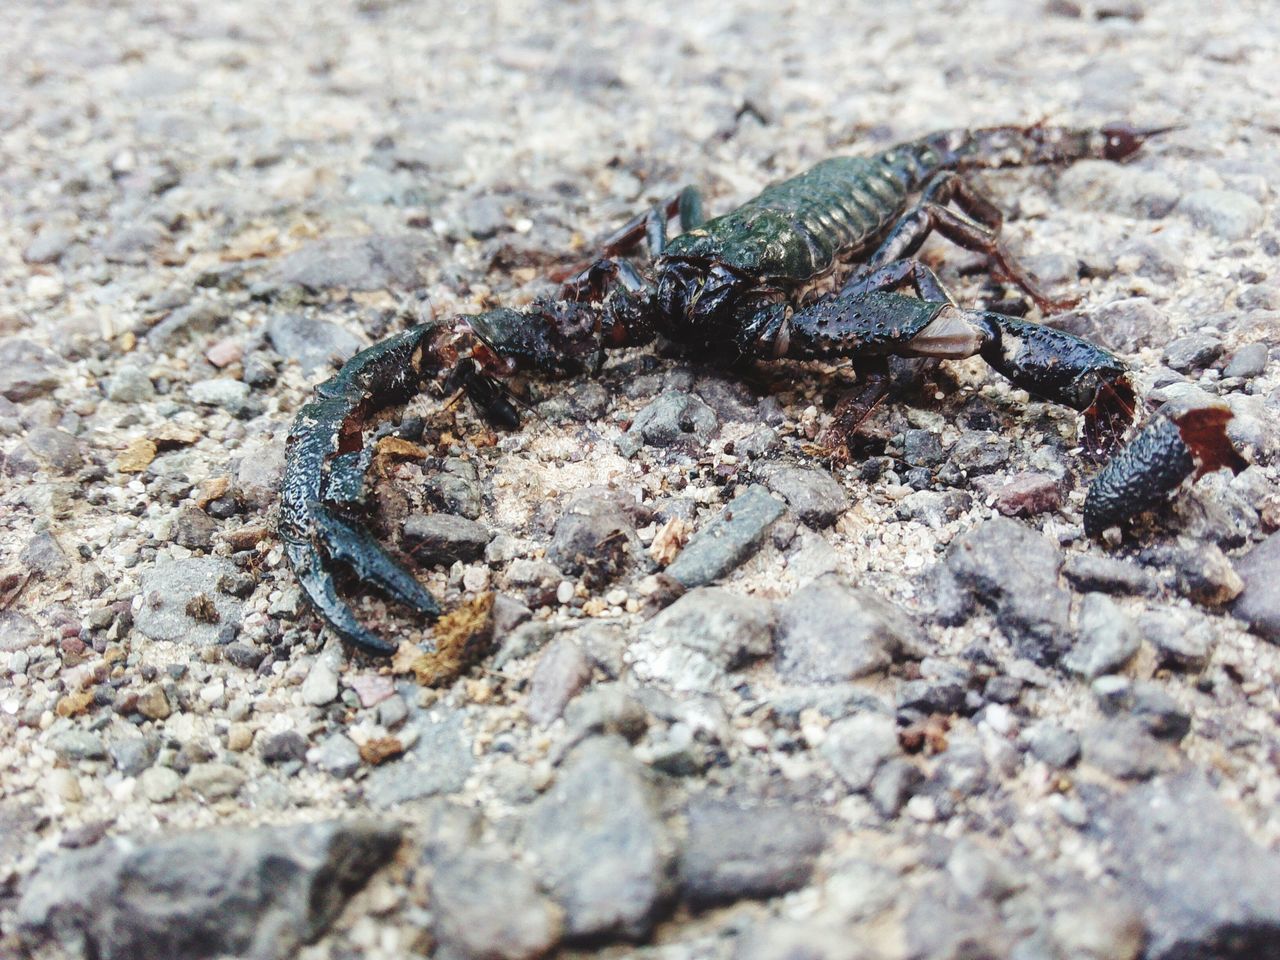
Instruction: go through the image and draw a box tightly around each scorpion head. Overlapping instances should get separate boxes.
[655,258,783,348]
[464,300,602,379]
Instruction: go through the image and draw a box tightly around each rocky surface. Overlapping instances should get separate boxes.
[2,1,1280,959]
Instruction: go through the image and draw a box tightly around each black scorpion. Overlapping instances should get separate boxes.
[279,121,1243,656]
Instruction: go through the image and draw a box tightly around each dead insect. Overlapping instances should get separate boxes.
[281,121,1169,656]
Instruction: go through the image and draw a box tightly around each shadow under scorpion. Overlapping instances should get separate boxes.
[278,121,1246,657]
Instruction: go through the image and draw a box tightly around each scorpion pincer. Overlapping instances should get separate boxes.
[279,302,602,655]
[280,120,1221,657]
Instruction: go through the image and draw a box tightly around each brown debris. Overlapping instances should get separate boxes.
[116,438,157,473]
[359,737,407,766]
[403,592,495,687]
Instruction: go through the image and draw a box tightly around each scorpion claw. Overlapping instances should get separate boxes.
[283,539,402,657]
[1084,397,1245,537]
[309,502,443,620]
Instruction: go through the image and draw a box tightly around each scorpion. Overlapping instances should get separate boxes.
[279,120,1244,657]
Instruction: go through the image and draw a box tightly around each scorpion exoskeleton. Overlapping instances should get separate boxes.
[278,120,1244,657]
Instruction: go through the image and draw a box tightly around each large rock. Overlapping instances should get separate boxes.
[1096,772,1280,958]
[0,338,63,401]
[632,586,774,692]
[775,576,921,683]
[429,846,564,960]
[265,313,365,376]
[523,737,672,940]
[665,485,786,588]
[678,797,832,906]
[133,556,245,646]
[944,517,1072,664]
[1232,532,1280,641]
[752,462,849,527]
[17,821,401,960]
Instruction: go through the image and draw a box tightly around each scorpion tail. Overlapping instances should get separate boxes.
[908,122,1175,183]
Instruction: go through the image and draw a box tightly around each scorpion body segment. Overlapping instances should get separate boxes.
[1084,399,1247,537]
[280,120,1180,656]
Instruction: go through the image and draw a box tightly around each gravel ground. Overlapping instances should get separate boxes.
[3,1,1280,958]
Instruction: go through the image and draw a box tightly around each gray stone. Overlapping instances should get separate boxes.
[427,457,484,519]
[1080,718,1172,780]
[312,735,361,778]
[17,821,400,960]
[775,576,920,683]
[109,736,158,777]
[105,364,155,403]
[459,195,509,239]
[901,429,946,467]
[822,711,900,791]
[546,488,643,579]
[271,234,433,290]
[869,758,924,818]
[364,712,473,808]
[1099,772,1280,959]
[0,339,62,401]
[0,611,40,651]
[185,763,246,800]
[265,313,365,375]
[134,557,245,646]
[623,390,717,451]
[1223,341,1268,379]
[301,654,340,706]
[102,223,167,264]
[236,436,286,509]
[24,427,82,474]
[752,462,849,527]
[260,730,308,764]
[139,767,181,803]
[403,512,492,567]
[1172,540,1243,606]
[1062,552,1157,595]
[430,846,563,960]
[526,637,593,726]
[678,797,831,906]
[21,532,70,579]
[24,227,74,265]
[49,729,107,762]
[1162,333,1223,373]
[948,431,1011,475]
[1056,297,1172,353]
[189,378,250,409]
[945,517,1072,664]
[146,300,229,351]
[634,586,774,691]
[1142,609,1215,669]
[1063,593,1140,679]
[1232,532,1280,642]
[665,485,785,588]
[170,506,216,550]
[1179,188,1264,241]
[1129,682,1191,742]
[1024,722,1080,768]
[1056,159,1180,219]
[524,737,671,940]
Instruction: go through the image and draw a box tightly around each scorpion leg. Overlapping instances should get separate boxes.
[783,291,1134,453]
[551,186,704,283]
[842,172,1069,312]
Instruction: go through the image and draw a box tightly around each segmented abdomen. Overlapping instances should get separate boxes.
[664,156,911,283]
